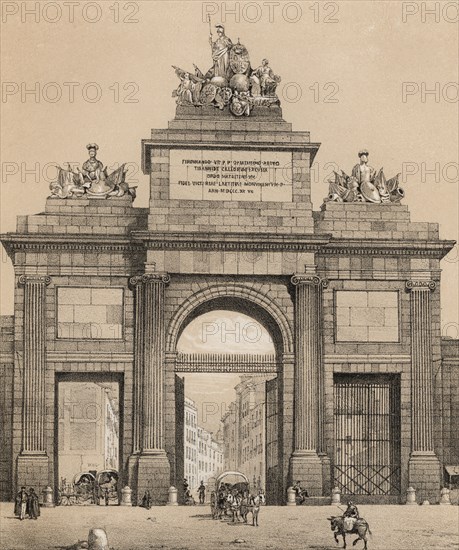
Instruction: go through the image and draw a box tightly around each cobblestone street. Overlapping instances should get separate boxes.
[1,503,458,550]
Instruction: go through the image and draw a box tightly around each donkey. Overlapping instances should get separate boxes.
[328,516,372,550]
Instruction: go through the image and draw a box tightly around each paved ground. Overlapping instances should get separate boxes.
[1,503,458,550]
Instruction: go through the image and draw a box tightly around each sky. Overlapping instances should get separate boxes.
[1,1,458,333]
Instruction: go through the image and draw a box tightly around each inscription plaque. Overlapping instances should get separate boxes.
[169,149,293,202]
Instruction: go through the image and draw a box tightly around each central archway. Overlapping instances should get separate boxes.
[166,284,293,356]
[166,284,294,505]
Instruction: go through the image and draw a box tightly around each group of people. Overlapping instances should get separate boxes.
[14,487,40,520]
[182,478,207,505]
[211,484,265,525]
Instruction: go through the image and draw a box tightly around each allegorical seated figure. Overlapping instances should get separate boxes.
[250,59,281,97]
[352,149,391,202]
[351,149,375,188]
[81,143,105,184]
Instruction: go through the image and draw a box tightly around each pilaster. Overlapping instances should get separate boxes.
[129,273,171,505]
[289,272,328,496]
[16,275,51,493]
[406,279,441,502]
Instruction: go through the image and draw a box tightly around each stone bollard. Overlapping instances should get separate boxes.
[440,487,451,505]
[88,528,109,550]
[422,500,430,505]
[167,486,178,506]
[42,486,55,508]
[331,487,341,505]
[286,486,296,506]
[406,486,417,505]
[120,486,132,506]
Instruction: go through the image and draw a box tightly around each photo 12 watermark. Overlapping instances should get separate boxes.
[201,1,340,25]
[1,1,140,24]
[401,1,458,23]
[2,82,140,104]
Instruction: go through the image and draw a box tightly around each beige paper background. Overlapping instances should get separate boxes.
[1,0,458,332]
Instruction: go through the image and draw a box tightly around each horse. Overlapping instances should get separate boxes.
[240,492,265,527]
[214,489,230,519]
[328,516,372,550]
[227,491,242,523]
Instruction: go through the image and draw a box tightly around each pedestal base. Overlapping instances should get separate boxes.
[290,451,323,496]
[408,452,441,503]
[127,454,140,504]
[319,453,332,496]
[16,453,49,497]
[136,452,171,506]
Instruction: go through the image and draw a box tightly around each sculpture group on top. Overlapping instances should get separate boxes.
[49,144,136,200]
[172,24,281,116]
[324,150,404,204]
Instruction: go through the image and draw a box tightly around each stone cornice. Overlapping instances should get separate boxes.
[1,232,455,260]
[320,238,455,259]
[0,234,144,259]
[132,231,330,252]
[132,232,454,258]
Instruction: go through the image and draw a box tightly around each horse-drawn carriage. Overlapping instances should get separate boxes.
[211,471,250,519]
[57,469,119,506]
[58,472,96,506]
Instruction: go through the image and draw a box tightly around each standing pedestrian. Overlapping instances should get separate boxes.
[104,488,110,506]
[14,487,28,520]
[198,481,206,504]
[27,488,40,520]
[141,490,152,509]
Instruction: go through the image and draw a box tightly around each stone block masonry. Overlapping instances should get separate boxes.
[0,105,456,506]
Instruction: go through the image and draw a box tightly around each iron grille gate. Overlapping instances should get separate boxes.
[333,374,401,495]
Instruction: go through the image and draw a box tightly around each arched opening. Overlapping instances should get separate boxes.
[170,292,290,506]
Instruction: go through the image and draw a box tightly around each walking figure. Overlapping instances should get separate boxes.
[27,488,40,520]
[198,481,206,504]
[14,487,28,520]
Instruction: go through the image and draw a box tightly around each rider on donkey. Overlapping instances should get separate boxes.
[342,500,360,531]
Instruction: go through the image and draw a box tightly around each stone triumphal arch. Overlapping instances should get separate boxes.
[1,29,458,506]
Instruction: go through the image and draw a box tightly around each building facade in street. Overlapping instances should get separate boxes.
[0,31,458,506]
[197,426,223,489]
[221,376,272,490]
[58,381,119,483]
[184,397,198,490]
[183,397,223,492]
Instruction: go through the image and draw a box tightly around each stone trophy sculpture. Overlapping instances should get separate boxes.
[325,150,404,204]
[49,144,137,200]
[171,24,281,117]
